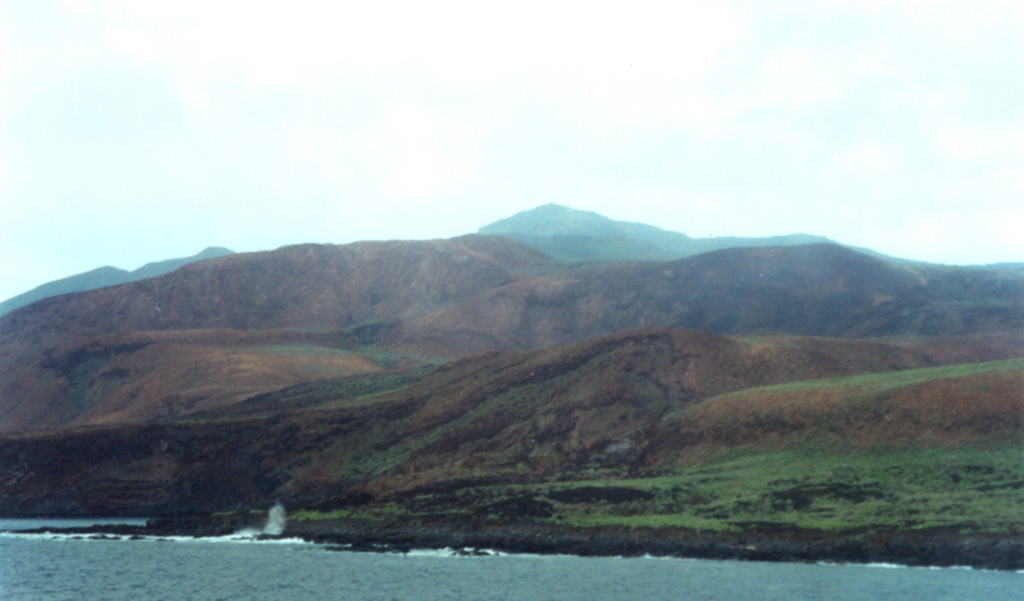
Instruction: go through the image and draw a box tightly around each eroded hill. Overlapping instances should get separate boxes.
[2,237,1021,432]
[1,328,1020,518]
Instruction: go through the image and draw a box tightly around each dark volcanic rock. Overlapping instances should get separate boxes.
[118,514,1024,571]
[478,496,555,520]
[766,483,890,511]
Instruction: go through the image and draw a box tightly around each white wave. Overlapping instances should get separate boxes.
[263,502,286,536]
[228,502,287,538]
[167,534,311,545]
[404,547,503,558]
[0,531,137,542]
[837,561,1010,573]
[0,530,311,546]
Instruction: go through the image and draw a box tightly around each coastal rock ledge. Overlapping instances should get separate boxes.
[38,515,1024,572]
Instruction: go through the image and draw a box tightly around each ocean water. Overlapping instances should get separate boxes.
[0,520,1020,601]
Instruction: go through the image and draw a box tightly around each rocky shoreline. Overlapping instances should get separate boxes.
[278,519,1024,572]
[17,514,1022,572]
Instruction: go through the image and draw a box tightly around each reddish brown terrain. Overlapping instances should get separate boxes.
[1,236,1021,432]
[0,327,1019,515]
[0,329,396,430]
[0,228,1022,569]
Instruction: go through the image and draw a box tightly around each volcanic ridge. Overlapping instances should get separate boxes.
[1,206,1021,569]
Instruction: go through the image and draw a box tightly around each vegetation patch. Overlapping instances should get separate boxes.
[709,357,1023,399]
[661,357,1023,447]
[288,508,357,522]
[546,486,655,504]
[306,444,1024,536]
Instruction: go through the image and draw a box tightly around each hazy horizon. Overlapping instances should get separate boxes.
[2,1,1021,302]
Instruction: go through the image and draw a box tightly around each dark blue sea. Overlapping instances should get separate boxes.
[1,519,1020,600]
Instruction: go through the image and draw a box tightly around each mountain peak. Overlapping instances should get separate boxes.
[478,205,849,264]
[480,204,619,237]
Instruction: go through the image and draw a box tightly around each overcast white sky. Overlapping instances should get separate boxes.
[2,1,1022,301]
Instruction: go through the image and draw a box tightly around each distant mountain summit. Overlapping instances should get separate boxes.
[3,234,1021,431]
[0,205,1021,545]
[0,247,234,318]
[479,203,832,263]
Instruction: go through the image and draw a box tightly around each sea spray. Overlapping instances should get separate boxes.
[263,502,286,536]
[232,502,286,538]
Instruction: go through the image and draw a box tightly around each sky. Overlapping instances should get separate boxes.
[1,0,1022,302]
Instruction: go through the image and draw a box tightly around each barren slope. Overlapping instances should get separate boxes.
[1,239,1021,433]
[1,327,990,513]
[0,330,403,431]
[390,244,1024,355]
[0,235,554,367]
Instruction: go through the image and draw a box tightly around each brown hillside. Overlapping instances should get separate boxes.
[1,239,1021,433]
[285,328,946,489]
[653,357,1024,456]
[0,235,554,367]
[4,241,1021,371]
[0,330,395,432]
[2,327,1012,515]
[390,244,1024,354]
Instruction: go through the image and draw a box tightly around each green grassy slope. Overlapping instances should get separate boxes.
[281,353,1021,537]
[291,445,1023,536]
